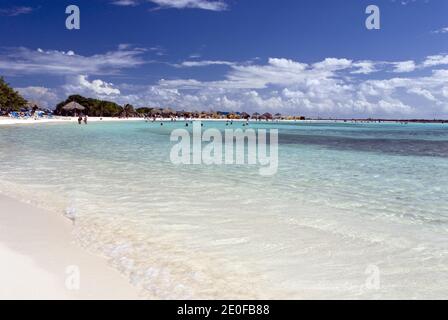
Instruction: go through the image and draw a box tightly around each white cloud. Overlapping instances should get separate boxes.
[112,0,140,6]
[407,87,437,101]
[432,27,448,34]
[351,61,378,74]
[13,52,448,118]
[392,60,416,73]
[111,0,228,11]
[442,87,448,98]
[312,58,352,71]
[177,60,235,67]
[224,58,309,89]
[422,55,448,68]
[16,87,59,108]
[0,46,146,76]
[148,0,227,11]
[64,75,121,97]
[138,56,448,118]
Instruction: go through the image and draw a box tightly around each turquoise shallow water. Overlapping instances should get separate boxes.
[0,120,447,299]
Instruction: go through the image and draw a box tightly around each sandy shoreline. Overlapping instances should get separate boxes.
[0,116,253,126]
[0,116,146,126]
[2,116,444,127]
[0,116,256,126]
[0,194,141,300]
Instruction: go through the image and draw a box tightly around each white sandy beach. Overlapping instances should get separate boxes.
[0,194,141,300]
[0,116,146,126]
[0,116,252,125]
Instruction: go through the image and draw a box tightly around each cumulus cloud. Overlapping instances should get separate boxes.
[422,55,448,68]
[121,55,448,118]
[407,87,437,101]
[312,58,352,71]
[16,86,60,108]
[64,75,121,97]
[11,50,448,118]
[351,61,378,74]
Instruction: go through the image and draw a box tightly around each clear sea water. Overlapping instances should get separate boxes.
[0,120,447,299]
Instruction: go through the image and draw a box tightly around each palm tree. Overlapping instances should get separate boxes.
[123,104,136,118]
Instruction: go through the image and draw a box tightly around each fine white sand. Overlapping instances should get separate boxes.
[0,194,141,300]
[0,116,145,125]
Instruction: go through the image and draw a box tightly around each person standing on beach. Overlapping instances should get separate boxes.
[78,115,82,125]
[84,115,88,124]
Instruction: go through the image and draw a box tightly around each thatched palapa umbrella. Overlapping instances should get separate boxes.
[62,101,86,115]
[150,108,162,117]
[251,112,260,119]
[162,108,175,117]
[241,112,250,120]
[176,110,187,118]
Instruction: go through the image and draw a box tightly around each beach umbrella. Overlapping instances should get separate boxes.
[183,111,192,118]
[252,112,260,119]
[262,112,273,120]
[200,111,211,119]
[162,108,175,117]
[62,101,85,112]
[150,108,162,116]
[241,112,250,119]
[176,110,187,117]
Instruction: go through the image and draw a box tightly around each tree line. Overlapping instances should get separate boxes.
[54,95,143,117]
[0,77,28,112]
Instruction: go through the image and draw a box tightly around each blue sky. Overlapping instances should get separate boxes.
[1,0,448,118]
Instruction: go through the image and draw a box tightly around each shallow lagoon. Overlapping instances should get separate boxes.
[0,120,447,299]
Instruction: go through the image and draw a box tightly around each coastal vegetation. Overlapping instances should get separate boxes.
[1,75,304,119]
[54,95,127,117]
[52,94,306,120]
[0,77,28,113]
[1,73,305,119]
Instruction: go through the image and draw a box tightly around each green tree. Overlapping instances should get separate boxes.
[122,104,136,117]
[136,107,153,115]
[54,95,124,117]
[0,77,28,112]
